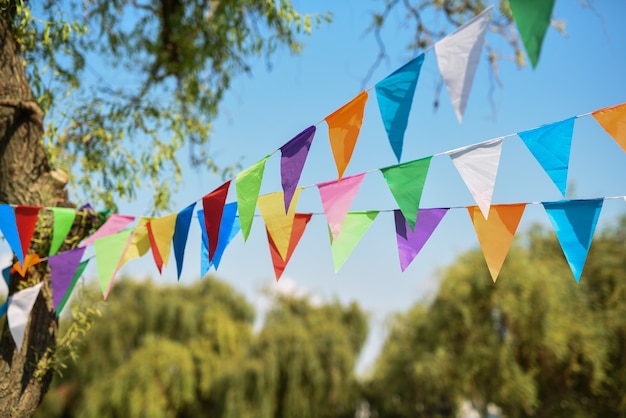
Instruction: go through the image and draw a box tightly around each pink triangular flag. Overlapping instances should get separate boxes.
[317,172,366,240]
[81,214,136,247]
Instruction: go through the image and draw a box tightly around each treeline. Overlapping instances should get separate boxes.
[30,217,626,417]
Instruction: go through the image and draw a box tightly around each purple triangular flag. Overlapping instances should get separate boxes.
[281,126,316,212]
[395,208,448,272]
[49,247,86,311]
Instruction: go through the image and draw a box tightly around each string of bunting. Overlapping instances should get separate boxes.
[1,2,625,351]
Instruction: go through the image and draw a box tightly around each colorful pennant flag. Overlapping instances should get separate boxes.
[147,213,178,273]
[94,229,132,299]
[258,188,302,260]
[15,205,42,266]
[202,180,231,261]
[0,302,6,318]
[395,208,448,272]
[281,126,316,212]
[592,102,626,153]
[543,199,603,282]
[49,207,76,256]
[381,156,432,230]
[56,259,89,315]
[325,91,369,180]
[468,204,526,282]
[375,54,425,161]
[198,202,241,277]
[434,7,491,122]
[8,282,43,351]
[447,138,504,219]
[517,117,576,196]
[118,217,153,269]
[0,204,23,265]
[317,172,366,240]
[236,156,269,241]
[509,0,555,68]
[81,214,136,247]
[330,211,378,272]
[12,253,41,277]
[49,246,86,311]
[173,202,196,280]
[268,213,312,281]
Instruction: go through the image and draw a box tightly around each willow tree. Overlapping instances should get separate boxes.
[0,1,328,415]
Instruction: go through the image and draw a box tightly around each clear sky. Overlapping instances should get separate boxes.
[2,0,626,373]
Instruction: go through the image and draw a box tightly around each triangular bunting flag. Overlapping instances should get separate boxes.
[118,217,153,268]
[395,208,448,272]
[330,211,378,272]
[434,7,491,122]
[0,204,23,265]
[56,259,89,315]
[257,188,302,260]
[94,229,133,299]
[281,126,316,212]
[467,203,526,282]
[49,246,86,311]
[81,214,136,247]
[0,302,6,318]
[375,54,425,161]
[317,172,366,240]
[325,91,369,180]
[147,213,178,273]
[518,117,576,196]
[15,205,42,266]
[381,156,432,230]
[198,203,241,276]
[173,202,196,280]
[49,207,76,256]
[202,180,231,261]
[447,138,504,219]
[592,102,626,153]
[268,213,312,281]
[509,0,555,68]
[8,282,43,351]
[235,156,269,241]
[198,211,210,278]
[12,253,41,277]
[543,199,603,282]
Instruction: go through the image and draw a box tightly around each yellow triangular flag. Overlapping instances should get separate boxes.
[592,102,626,153]
[118,216,154,267]
[147,213,178,271]
[468,204,526,282]
[257,188,302,260]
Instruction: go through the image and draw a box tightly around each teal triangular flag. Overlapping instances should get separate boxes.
[375,54,425,161]
[518,117,576,196]
[543,199,603,282]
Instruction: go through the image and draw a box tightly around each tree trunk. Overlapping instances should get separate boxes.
[0,6,97,417]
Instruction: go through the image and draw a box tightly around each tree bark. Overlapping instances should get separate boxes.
[0,5,97,417]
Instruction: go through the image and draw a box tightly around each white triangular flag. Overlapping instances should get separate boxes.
[447,137,503,219]
[435,7,492,122]
[8,282,43,351]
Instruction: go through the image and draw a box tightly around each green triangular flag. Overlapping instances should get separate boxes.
[381,156,432,230]
[509,0,555,68]
[94,229,132,297]
[49,208,76,256]
[56,259,89,314]
[330,211,378,272]
[236,156,269,241]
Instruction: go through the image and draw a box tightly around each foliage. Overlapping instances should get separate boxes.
[34,277,368,418]
[7,0,330,211]
[364,217,626,418]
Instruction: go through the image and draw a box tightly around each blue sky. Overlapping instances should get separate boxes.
[2,0,626,372]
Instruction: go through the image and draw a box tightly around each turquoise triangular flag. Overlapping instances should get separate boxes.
[543,199,603,282]
[518,117,576,196]
[375,54,425,161]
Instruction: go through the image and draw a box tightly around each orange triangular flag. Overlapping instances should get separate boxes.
[592,102,626,153]
[468,203,526,282]
[257,188,302,260]
[267,213,312,281]
[11,254,42,277]
[324,91,368,180]
[147,213,178,273]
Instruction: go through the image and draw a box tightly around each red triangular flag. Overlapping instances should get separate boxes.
[15,206,42,262]
[267,213,312,281]
[202,180,231,261]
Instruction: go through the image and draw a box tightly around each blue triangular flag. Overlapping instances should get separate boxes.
[172,202,196,280]
[543,199,603,282]
[375,54,425,161]
[198,203,241,277]
[0,204,24,265]
[517,117,576,196]
[0,301,6,318]
[2,265,10,286]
